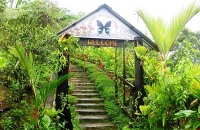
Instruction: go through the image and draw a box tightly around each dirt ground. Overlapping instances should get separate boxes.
[0,87,9,110]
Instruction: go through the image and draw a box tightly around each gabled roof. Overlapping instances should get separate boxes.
[58,4,157,49]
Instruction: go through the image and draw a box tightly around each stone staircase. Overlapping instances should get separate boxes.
[70,65,116,130]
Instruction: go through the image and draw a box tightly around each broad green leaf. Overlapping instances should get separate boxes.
[139,105,151,116]
[42,114,51,127]
[44,108,61,117]
[174,110,196,119]
[34,74,70,108]
[145,85,154,93]
[0,56,7,68]
[134,46,147,59]
[193,121,200,129]
[145,84,160,94]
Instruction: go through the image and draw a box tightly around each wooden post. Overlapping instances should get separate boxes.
[123,42,126,106]
[134,37,145,112]
[114,48,118,99]
[55,34,73,130]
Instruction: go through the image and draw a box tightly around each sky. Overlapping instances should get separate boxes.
[52,0,200,34]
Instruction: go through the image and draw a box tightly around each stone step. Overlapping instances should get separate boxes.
[72,93,99,98]
[73,73,86,76]
[71,79,91,83]
[71,76,89,80]
[70,77,90,82]
[70,78,90,82]
[76,109,107,115]
[75,103,104,109]
[79,115,109,123]
[70,64,116,129]
[73,74,87,76]
[74,86,96,90]
[70,66,80,69]
[81,123,116,130]
[73,75,88,79]
[70,66,80,68]
[73,83,94,86]
[71,69,84,72]
[73,90,97,93]
[73,82,94,86]
[77,98,103,103]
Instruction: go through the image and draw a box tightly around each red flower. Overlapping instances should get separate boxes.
[34,108,39,120]
[99,61,104,70]
[83,54,87,58]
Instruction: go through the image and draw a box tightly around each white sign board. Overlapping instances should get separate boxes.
[62,8,138,40]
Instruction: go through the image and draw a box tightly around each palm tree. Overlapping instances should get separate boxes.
[137,2,200,61]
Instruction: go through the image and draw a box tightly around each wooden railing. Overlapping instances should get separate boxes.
[115,75,136,118]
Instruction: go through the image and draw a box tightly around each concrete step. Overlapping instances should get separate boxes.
[73,90,97,93]
[71,69,84,72]
[73,83,94,86]
[71,79,91,83]
[70,66,80,69]
[77,98,103,103]
[72,93,99,98]
[73,76,88,79]
[81,123,116,130]
[70,78,90,82]
[71,77,88,80]
[76,109,107,115]
[74,86,96,90]
[75,103,104,109]
[70,64,116,129]
[79,115,109,123]
[73,72,87,77]
[73,73,86,76]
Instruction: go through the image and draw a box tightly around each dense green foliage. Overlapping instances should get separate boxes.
[0,0,200,129]
[71,38,200,130]
[0,0,80,129]
[70,24,200,129]
[138,52,200,129]
[171,28,200,64]
[135,3,200,129]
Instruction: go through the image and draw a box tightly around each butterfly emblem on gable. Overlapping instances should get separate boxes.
[96,20,112,35]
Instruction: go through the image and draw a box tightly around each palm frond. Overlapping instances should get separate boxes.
[137,10,167,54]
[34,74,70,108]
[9,44,37,97]
[137,2,200,57]
[166,2,200,54]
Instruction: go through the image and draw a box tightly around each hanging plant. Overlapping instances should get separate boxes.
[58,34,69,51]
[58,33,79,51]
[134,46,147,59]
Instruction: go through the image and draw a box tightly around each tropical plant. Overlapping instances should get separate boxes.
[0,0,81,129]
[137,2,200,60]
[136,3,200,128]
[9,44,69,120]
[137,50,200,129]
